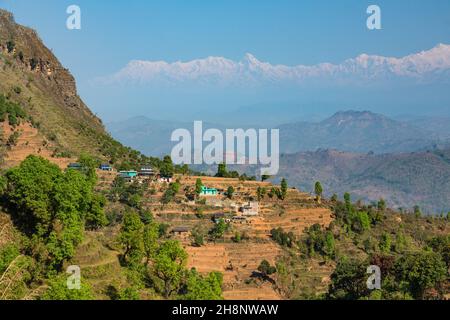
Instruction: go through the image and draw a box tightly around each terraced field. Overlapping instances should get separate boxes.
[2,121,73,169]
[69,231,126,300]
[247,208,333,238]
[186,241,283,300]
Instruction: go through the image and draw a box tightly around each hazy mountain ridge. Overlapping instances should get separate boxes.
[402,115,450,140]
[277,148,450,213]
[108,110,446,156]
[278,110,441,154]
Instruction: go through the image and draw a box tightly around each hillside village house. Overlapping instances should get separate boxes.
[232,216,247,224]
[171,226,190,239]
[158,175,173,183]
[99,164,113,171]
[68,163,82,170]
[205,197,224,208]
[200,186,218,196]
[212,213,232,224]
[239,201,259,216]
[139,167,155,177]
[119,170,138,181]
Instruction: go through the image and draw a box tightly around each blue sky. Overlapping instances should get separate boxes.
[1,0,450,122]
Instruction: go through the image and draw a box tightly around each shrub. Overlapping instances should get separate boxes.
[304,224,335,258]
[270,227,295,247]
[258,260,277,277]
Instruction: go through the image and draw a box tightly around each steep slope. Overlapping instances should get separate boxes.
[277,148,450,213]
[0,9,133,167]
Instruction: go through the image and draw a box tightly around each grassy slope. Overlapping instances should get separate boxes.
[0,9,138,166]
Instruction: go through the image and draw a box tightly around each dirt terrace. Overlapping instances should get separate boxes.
[186,241,283,300]
[1,121,74,169]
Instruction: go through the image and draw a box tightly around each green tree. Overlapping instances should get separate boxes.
[161,188,176,205]
[153,240,188,299]
[257,260,277,277]
[6,40,15,53]
[352,211,371,233]
[414,205,422,218]
[109,176,127,202]
[394,231,408,253]
[143,222,159,263]
[191,225,206,247]
[216,163,227,178]
[280,178,288,200]
[379,232,392,253]
[140,210,154,225]
[85,194,108,229]
[226,186,234,199]
[270,227,295,247]
[256,187,266,201]
[160,155,174,177]
[314,181,323,203]
[377,198,386,211]
[195,178,203,196]
[323,231,336,258]
[41,276,94,300]
[77,154,99,184]
[327,258,368,300]
[427,235,450,268]
[118,211,144,265]
[395,252,447,299]
[304,224,335,258]
[179,164,189,175]
[5,156,100,269]
[268,187,276,199]
[210,219,227,241]
[344,193,352,208]
[184,270,223,300]
[261,174,271,182]
[170,180,181,193]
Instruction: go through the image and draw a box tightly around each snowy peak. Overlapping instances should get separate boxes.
[102,44,450,85]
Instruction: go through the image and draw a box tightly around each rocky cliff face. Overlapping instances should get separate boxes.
[0,9,115,162]
[0,9,101,122]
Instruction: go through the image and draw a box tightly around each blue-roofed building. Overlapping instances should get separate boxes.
[99,164,113,171]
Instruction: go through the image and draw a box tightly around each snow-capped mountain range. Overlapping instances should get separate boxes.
[102,44,450,86]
